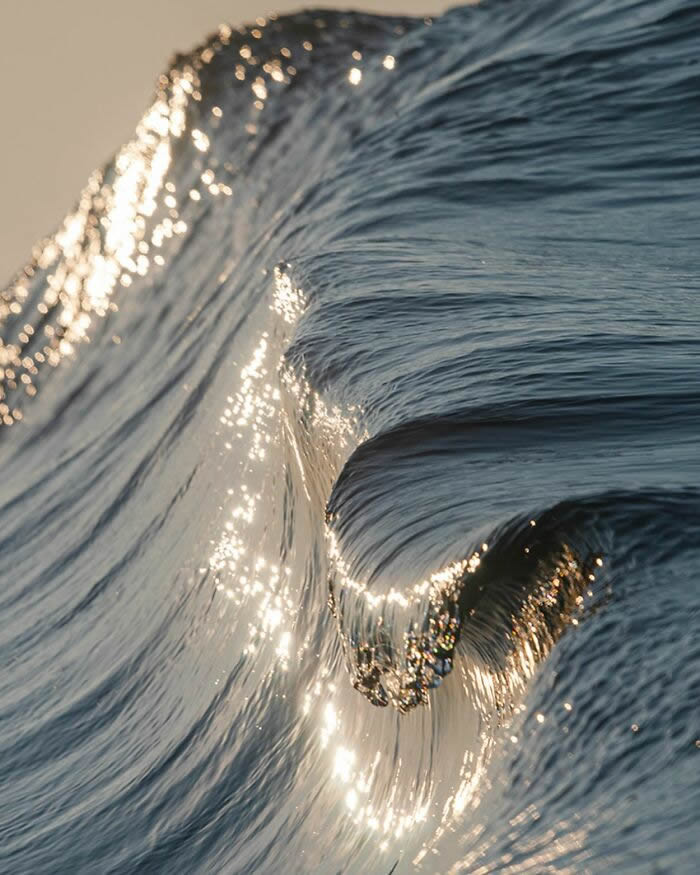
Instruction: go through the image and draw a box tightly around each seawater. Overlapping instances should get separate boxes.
[1,2,699,872]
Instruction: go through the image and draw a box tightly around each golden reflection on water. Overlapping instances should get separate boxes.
[302,676,437,846]
[209,322,296,662]
[327,533,487,612]
[1,18,402,428]
[207,269,456,853]
[208,269,322,665]
[327,518,602,858]
[0,53,201,424]
[206,268,602,862]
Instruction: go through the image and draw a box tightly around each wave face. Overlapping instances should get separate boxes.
[2,2,700,872]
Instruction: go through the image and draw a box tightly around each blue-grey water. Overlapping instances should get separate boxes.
[1,2,699,872]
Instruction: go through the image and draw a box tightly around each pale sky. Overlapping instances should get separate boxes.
[0,1,447,285]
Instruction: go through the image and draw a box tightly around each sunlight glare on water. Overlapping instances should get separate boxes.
[1,3,699,873]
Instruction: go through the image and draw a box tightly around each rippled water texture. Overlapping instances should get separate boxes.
[1,2,699,872]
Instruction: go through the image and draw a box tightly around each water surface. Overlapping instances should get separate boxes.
[1,2,699,872]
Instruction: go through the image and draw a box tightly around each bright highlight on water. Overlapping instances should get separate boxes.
[1,2,699,873]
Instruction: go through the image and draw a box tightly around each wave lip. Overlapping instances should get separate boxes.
[330,552,468,711]
[327,472,611,713]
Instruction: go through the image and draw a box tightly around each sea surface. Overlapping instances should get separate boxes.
[1,1,699,872]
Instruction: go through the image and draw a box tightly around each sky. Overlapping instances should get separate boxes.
[0,1,448,285]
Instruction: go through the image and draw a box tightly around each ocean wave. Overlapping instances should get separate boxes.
[2,2,700,872]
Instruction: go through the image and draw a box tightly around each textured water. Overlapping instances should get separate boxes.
[1,1,699,872]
